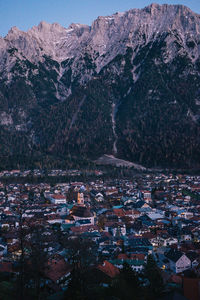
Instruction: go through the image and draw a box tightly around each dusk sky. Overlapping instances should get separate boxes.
[1,0,200,37]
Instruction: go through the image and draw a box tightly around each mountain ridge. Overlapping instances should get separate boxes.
[0,3,200,170]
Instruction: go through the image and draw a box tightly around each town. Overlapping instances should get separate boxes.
[0,170,200,299]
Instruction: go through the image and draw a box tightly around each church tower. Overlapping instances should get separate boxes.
[77,192,84,206]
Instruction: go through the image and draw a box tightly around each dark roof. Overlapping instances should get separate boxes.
[138,214,151,221]
[126,247,149,254]
[128,238,152,247]
[71,205,93,218]
[165,249,185,263]
[186,251,199,262]
[134,200,146,208]
[90,189,98,196]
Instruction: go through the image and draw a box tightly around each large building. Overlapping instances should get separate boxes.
[48,194,67,205]
[70,205,94,225]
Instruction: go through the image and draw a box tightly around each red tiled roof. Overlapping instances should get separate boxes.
[132,210,141,215]
[113,209,125,217]
[117,254,129,260]
[98,261,120,278]
[52,194,66,199]
[130,253,145,260]
[45,257,72,282]
[71,225,98,234]
[124,210,133,215]
[124,210,140,216]
[142,232,156,239]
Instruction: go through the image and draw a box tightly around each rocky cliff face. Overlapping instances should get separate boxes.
[0,3,200,169]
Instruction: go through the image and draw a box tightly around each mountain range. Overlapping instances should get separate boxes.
[0,3,200,170]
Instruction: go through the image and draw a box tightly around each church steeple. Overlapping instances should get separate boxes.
[77,192,84,206]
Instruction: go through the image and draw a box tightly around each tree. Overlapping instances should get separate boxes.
[97,215,106,231]
[64,237,97,300]
[120,262,140,291]
[16,221,49,300]
[28,190,34,201]
[144,255,164,300]
[16,209,26,300]
[108,262,141,300]
[25,225,49,299]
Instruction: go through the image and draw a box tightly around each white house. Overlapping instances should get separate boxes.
[48,194,67,205]
[110,259,144,272]
[163,237,178,247]
[165,249,191,273]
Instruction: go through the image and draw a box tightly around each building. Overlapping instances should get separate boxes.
[165,249,191,274]
[70,205,94,225]
[48,194,67,205]
[77,192,84,205]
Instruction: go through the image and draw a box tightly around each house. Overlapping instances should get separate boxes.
[105,188,118,196]
[45,254,72,287]
[124,209,141,220]
[165,249,191,273]
[83,260,120,288]
[46,214,63,224]
[134,200,150,209]
[111,224,126,237]
[186,252,199,268]
[142,190,152,203]
[97,260,120,278]
[163,237,178,247]
[48,194,66,205]
[109,259,145,272]
[127,238,153,253]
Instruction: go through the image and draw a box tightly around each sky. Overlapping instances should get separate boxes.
[0,0,200,37]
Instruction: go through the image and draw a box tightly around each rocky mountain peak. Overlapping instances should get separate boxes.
[1,3,200,68]
[8,26,21,33]
[6,26,23,40]
[31,21,65,34]
[37,21,51,31]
